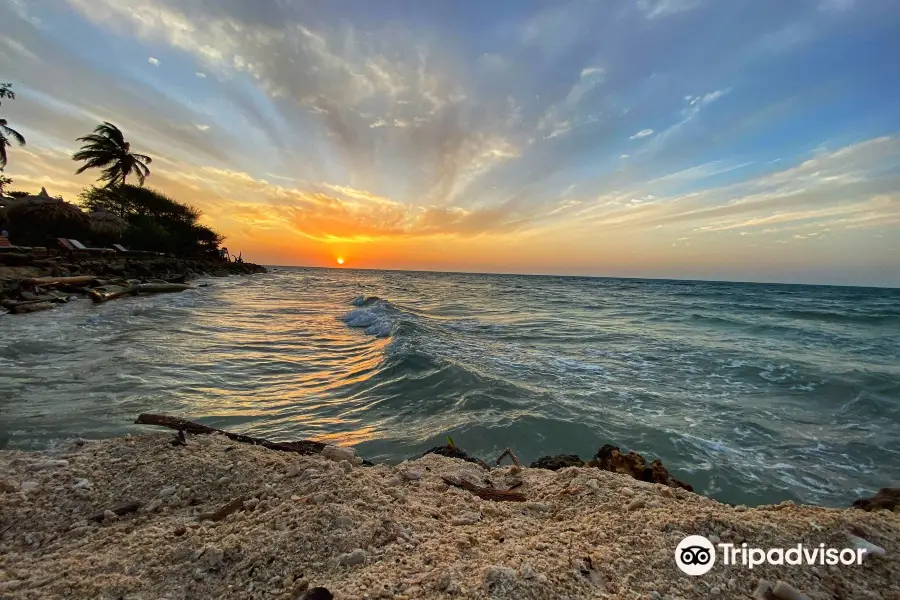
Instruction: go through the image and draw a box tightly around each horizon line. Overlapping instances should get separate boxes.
[256,263,900,291]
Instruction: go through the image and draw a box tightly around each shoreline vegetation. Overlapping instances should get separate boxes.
[1,419,898,600]
[1,102,265,314]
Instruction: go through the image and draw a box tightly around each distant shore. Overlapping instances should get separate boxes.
[1,432,897,599]
[0,252,267,313]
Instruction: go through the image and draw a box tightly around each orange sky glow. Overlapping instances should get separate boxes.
[1,0,898,286]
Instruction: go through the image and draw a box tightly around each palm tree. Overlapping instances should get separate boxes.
[72,122,152,187]
[0,83,26,170]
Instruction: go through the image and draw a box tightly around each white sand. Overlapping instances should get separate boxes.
[1,434,898,599]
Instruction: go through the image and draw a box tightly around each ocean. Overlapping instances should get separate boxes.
[1,267,898,507]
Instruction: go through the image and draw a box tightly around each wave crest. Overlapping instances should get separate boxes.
[341,296,397,337]
[351,294,382,307]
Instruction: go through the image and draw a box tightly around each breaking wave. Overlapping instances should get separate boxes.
[2,269,898,509]
[340,296,404,338]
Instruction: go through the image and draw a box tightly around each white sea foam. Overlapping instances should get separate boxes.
[341,306,394,338]
[340,297,398,338]
[791,383,817,391]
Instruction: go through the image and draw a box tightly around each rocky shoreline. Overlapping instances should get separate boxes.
[1,431,898,600]
[0,253,267,314]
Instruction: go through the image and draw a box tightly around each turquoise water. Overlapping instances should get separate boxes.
[1,268,898,507]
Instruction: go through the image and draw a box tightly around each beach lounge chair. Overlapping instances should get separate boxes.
[0,236,38,253]
[112,243,156,257]
[68,239,116,257]
[57,237,82,257]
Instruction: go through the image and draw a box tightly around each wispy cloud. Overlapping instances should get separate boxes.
[685,89,730,106]
[640,88,730,152]
[0,0,895,282]
[637,0,705,19]
[574,137,900,237]
[818,0,854,12]
[545,120,572,140]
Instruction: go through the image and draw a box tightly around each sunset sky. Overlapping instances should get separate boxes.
[1,0,898,286]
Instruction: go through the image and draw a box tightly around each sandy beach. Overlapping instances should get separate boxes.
[1,433,897,600]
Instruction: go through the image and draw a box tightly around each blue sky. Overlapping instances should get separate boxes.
[1,0,898,285]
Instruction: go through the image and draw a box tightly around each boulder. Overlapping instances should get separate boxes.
[852,488,900,512]
[590,444,693,491]
[422,444,490,470]
[529,454,585,471]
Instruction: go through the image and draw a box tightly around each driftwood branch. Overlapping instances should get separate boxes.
[1,296,68,309]
[442,476,526,502]
[89,500,142,522]
[496,448,521,468]
[24,275,98,287]
[198,495,247,522]
[90,285,139,304]
[6,301,57,314]
[135,413,326,455]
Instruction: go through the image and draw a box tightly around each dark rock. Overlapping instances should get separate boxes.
[0,252,33,266]
[422,444,490,470]
[852,487,900,512]
[88,500,142,522]
[9,301,56,314]
[303,588,333,600]
[590,444,693,491]
[3,255,266,314]
[529,454,585,471]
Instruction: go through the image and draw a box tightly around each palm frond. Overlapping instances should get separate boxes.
[73,122,151,187]
[74,156,118,174]
[0,83,15,102]
[0,124,25,146]
[72,150,118,162]
[95,122,126,148]
[131,153,153,164]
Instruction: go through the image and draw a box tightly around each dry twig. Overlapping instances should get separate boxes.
[198,495,247,522]
[135,413,325,455]
[496,447,521,467]
[442,476,526,502]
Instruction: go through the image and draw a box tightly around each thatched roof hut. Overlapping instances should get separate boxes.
[0,188,91,246]
[88,210,128,240]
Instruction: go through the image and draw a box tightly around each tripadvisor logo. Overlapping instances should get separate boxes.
[675,536,717,576]
[675,535,866,576]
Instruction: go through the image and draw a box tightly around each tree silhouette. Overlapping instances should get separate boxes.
[80,184,224,255]
[0,83,26,170]
[72,122,152,187]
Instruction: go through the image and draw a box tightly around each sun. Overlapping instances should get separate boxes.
[336,257,345,265]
